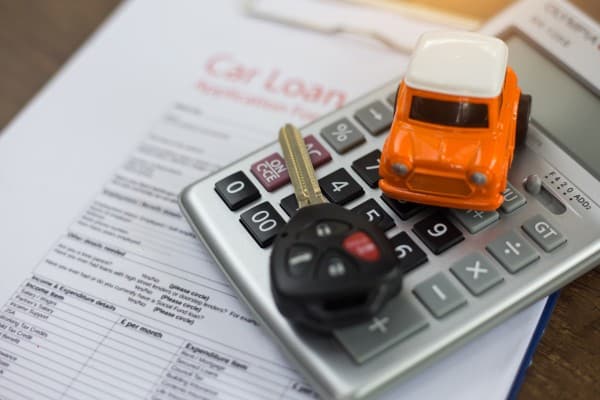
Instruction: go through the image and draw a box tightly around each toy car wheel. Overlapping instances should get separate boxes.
[516,94,532,146]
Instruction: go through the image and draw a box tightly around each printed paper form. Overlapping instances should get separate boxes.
[0,1,546,399]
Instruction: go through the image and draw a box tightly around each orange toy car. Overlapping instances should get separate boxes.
[379,31,531,211]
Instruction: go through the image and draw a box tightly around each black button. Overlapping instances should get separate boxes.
[351,199,395,231]
[354,101,393,136]
[280,194,299,217]
[287,245,316,278]
[299,220,351,240]
[214,171,260,211]
[389,232,427,273]
[412,212,464,255]
[352,150,381,188]
[381,195,425,220]
[319,168,364,205]
[318,252,356,280]
[240,202,285,247]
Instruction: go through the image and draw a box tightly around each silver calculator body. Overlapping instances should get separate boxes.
[179,1,600,399]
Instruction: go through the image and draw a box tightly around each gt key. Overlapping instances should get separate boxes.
[270,124,403,332]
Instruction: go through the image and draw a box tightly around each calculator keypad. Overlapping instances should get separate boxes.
[193,81,590,396]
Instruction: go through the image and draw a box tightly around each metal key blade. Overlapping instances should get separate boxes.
[278,123,326,208]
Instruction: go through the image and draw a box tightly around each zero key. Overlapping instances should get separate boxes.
[214,171,260,210]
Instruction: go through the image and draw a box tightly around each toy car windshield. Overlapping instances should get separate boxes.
[410,97,489,128]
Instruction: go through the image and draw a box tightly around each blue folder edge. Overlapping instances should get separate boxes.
[507,291,560,399]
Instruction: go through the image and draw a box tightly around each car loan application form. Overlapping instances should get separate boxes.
[0,1,547,399]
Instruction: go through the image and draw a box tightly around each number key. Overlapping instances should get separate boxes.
[240,202,285,247]
[389,232,427,272]
[351,199,394,231]
[214,171,260,210]
[352,150,381,188]
[319,168,364,205]
[413,212,464,255]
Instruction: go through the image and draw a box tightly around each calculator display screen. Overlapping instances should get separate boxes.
[504,33,600,180]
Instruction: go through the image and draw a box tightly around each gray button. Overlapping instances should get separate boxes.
[354,101,393,136]
[500,183,527,213]
[451,208,499,234]
[413,273,466,318]
[522,215,566,252]
[450,253,503,296]
[334,295,428,364]
[486,231,539,273]
[320,118,365,154]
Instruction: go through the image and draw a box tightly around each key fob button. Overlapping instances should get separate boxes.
[298,220,351,239]
[287,245,315,278]
[343,231,380,262]
[319,252,356,280]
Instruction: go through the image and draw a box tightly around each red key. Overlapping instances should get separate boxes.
[343,231,380,262]
[251,136,330,192]
[250,152,289,192]
[304,134,331,168]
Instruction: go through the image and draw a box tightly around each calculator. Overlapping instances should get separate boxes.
[179,1,600,399]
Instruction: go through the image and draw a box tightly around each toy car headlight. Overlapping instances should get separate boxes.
[391,161,411,176]
[469,171,488,186]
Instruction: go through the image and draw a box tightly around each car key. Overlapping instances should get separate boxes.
[270,124,403,333]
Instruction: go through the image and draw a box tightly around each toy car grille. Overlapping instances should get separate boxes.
[407,172,472,197]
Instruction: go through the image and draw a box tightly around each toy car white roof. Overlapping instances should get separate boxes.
[404,31,508,98]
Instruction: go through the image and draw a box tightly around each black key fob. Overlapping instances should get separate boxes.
[270,203,402,332]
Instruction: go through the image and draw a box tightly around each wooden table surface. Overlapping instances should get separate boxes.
[0,1,598,399]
